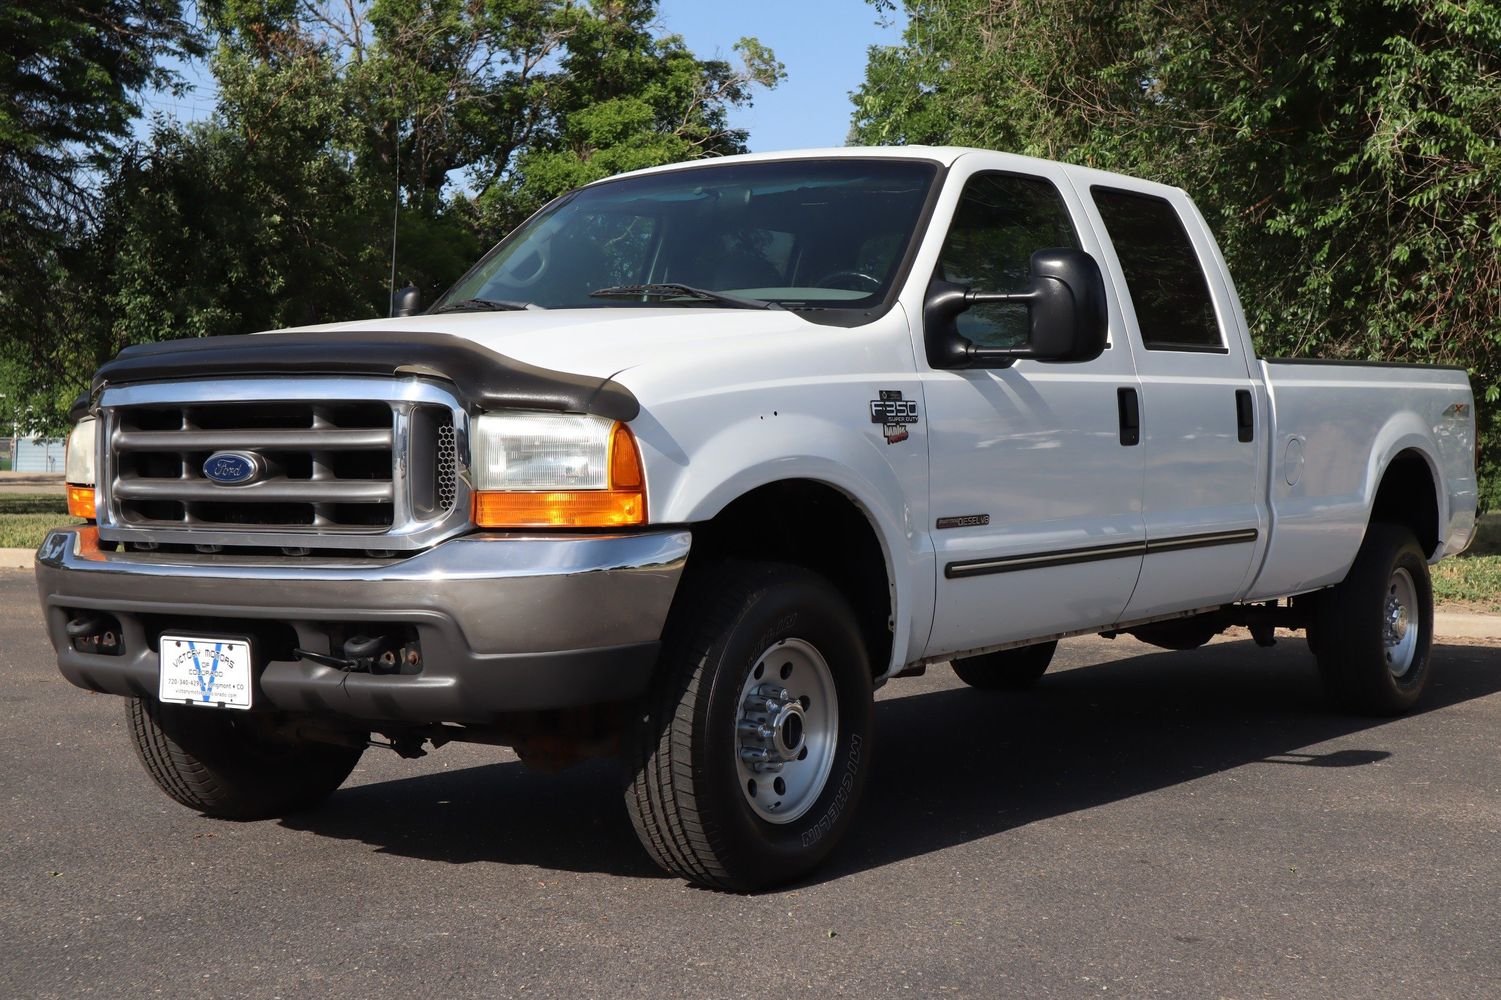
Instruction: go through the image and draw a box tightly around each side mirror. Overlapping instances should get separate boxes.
[391,284,422,317]
[923,248,1108,369]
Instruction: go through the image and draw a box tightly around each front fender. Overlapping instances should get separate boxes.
[636,406,933,677]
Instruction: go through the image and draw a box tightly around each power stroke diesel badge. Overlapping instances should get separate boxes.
[870,389,919,445]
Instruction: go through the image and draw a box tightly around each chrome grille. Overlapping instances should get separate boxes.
[96,378,470,552]
[113,400,395,528]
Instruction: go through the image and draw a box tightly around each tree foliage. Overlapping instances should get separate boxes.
[856,0,1501,501]
[1,0,781,430]
[0,0,201,246]
[0,0,200,424]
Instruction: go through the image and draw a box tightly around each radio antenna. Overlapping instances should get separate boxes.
[388,114,400,316]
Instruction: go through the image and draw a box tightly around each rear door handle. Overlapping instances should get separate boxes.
[1235,389,1254,443]
[1117,387,1140,447]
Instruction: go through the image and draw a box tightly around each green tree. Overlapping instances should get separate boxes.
[0,0,201,429]
[1,0,780,430]
[855,0,1501,500]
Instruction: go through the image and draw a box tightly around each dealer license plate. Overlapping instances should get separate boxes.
[158,634,254,710]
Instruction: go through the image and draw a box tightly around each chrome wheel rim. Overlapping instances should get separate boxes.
[1384,567,1420,679]
[735,638,838,824]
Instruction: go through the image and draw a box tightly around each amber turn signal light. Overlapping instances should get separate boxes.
[67,486,97,520]
[473,422,647,528]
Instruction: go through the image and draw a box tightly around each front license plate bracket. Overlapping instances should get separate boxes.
[158,634,254,710]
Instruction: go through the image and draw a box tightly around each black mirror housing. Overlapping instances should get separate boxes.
[392,285,422,318]
[923,248,1109,369]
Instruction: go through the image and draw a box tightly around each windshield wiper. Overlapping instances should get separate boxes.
[434,297,536,313]
[590,283,781,310]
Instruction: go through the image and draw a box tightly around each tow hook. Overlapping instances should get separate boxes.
[293,634,422,674]
[65,614,122,656]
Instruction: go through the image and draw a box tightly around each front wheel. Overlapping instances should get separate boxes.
[626,562,873,891]
[126,698,364,819]
[1313,522,1434,715]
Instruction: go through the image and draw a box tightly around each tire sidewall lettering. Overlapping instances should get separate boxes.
[800,731,862,849]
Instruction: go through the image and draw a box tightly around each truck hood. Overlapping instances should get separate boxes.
[289,308,823,382]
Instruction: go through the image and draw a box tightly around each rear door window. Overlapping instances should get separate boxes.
[1090,188,1224,351]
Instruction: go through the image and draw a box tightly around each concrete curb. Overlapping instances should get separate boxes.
[1433,612,1501,640]
[0,472,66,496]
[3,543,1498,640]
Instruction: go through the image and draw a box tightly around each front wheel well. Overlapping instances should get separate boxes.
[683,480,894,678]
[1370,450,1440,557]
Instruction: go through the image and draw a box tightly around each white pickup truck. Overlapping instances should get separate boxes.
[38,146,1477,890]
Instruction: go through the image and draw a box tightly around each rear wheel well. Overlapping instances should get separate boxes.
[685,481,894,678]
[1370,450,1440,557]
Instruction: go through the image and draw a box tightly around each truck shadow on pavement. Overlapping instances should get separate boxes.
[279,638,1501,884]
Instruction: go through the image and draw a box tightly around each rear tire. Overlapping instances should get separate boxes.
[1313,522,1434,715]
[626,562,873,892]
[951,641,1058,691]
[126,698,363,819]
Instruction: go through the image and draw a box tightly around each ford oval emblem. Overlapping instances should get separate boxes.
[203,451,263,485]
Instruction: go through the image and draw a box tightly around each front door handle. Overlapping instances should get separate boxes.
[1117,387,1140,446]
[1236,389,1254,442]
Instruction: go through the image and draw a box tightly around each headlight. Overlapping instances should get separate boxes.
[470,411,645,528]
[64,416,98,519]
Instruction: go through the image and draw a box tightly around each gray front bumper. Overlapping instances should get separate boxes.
[35,527,690,723]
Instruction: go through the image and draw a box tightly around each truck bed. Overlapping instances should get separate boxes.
[1247,359,1477,601]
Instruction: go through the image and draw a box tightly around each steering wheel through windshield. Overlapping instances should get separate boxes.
[812,269,882,292]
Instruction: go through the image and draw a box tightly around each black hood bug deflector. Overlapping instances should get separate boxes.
[87,330,640,421]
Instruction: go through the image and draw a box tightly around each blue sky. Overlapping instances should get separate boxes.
[136,1,907,153]
[655,0,905,151]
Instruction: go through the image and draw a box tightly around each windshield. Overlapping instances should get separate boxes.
[435,158,940,313]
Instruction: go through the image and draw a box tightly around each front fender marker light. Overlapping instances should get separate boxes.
[473,422,646,528]
[67,486,96,520]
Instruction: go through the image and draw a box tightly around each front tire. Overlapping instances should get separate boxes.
[1313,522,1434,715]
[126,698,364,819]
[951,641,1058,691]
[626,562,873,891]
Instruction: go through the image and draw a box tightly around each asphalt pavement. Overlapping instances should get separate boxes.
[2,569,1499,999]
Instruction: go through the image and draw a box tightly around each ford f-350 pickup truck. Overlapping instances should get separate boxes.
[38,147,1477,890]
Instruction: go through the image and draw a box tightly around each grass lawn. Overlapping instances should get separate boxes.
[1431,512,1501,612]
[1433,554,1501,612]
[0,494,81,549]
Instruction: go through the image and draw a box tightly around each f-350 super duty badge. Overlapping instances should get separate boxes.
[870,389,919,444]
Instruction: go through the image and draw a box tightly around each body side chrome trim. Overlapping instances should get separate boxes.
[944,528,1259,580]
